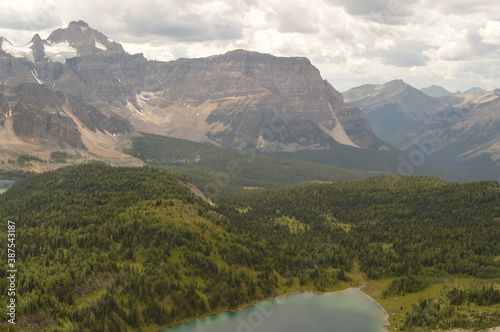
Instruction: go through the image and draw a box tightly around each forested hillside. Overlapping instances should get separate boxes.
[0,164,498,331]
[124,133,369,193]
[222,176,500,279]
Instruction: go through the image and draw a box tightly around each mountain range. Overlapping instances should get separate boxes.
[343,80,499,180]
[343,80,448,145]
[0,21,497,181]
[420,85,451,98]
[0,82,141,167]
[0,21,385,155]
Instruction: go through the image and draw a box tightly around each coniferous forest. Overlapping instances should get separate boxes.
[0,163,499,331]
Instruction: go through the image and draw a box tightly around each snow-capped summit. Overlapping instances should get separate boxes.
[46,20,126,57]
[0,37,35,62]
[0,21,126,64]
[0,34,78,64]
[29,34,45,62]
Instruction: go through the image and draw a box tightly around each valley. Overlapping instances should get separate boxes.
[0,19,499,332]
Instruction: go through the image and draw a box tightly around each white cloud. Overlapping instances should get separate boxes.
[479,21,500,45]
[374,39,395,50]
[0,0,500,91]
[345,58,370,74]
[429,29,473,61]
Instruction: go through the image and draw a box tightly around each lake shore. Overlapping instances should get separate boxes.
[157,282,390,332]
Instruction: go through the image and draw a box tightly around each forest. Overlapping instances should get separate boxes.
[0,163,498,331]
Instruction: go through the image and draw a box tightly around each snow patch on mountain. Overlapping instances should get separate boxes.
[95,40,107,51]
[31,69,43,84]
[43,41,78,63]
[1,38,34,62]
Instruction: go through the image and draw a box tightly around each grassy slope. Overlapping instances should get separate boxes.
[364,278,500,332]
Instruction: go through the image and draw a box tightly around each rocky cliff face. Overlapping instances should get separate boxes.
[0,22,385,153]
[142,50,384,151]
[0,83,133,149]
[12,101,83,148]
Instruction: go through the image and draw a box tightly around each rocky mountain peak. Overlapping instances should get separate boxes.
[0,37,10,50]
[143,49,381,150]
[29,34,45,62]
[420,85,451,98]
[0,21,127,64]
[343,80,448,145]
[69,20,90,28]
[386,79,405,86]
[47,20,126,57]
[30,33,43,43]
[0,36,35,62]
[384,79,411,93]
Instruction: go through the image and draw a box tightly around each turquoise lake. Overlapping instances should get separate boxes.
[0,179,18,194]
[164,288,388,332]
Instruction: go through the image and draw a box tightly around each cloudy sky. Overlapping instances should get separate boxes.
[1,0,500,92]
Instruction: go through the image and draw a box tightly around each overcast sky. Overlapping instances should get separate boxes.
[1,0,500,92]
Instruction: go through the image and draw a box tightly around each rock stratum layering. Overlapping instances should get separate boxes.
[0,20,386,158]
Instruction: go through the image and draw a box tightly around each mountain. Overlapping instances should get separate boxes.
[342,80,447,146]
[454,87,484,94]
[0,21,385,155]
[401,89,500,177]
[2,21,496,182]
[0,20,151,107]
[0,83,139,169]
[344,80,499,180]
[142,50,386,152]
[420,85,451,97]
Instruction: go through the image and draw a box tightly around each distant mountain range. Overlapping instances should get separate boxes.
[343,81,499,179]
[420,85,451,98]
[419,85,485,97]
[343,80,446,145]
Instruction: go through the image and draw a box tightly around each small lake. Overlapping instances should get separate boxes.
[0,179,18,194]
[164,288,388,332]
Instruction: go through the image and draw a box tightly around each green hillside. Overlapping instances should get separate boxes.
[0,164,498,331]
[124,133,370,194]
